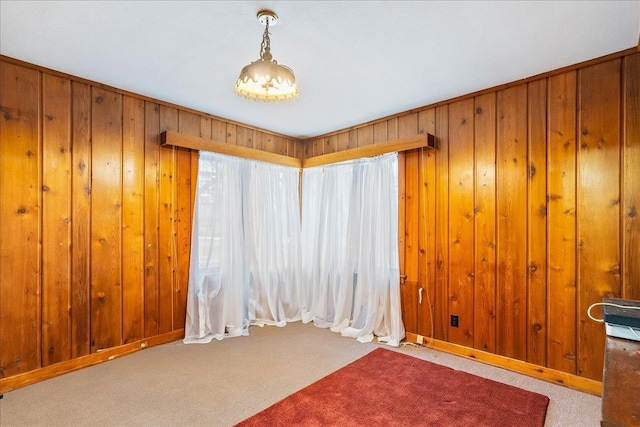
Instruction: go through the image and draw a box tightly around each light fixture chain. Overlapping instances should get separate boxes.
[260,18,272,62]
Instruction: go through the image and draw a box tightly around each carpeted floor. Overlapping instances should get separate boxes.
[0,321,601,426]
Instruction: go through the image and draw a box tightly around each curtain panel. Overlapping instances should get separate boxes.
[184,152,302,343]
[301,153,405,346]
[185,151,404,347]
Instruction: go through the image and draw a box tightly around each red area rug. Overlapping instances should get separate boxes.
[236,348,549,427]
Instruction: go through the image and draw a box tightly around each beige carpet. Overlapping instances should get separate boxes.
[0,321,601,426]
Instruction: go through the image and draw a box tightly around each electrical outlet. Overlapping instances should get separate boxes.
[416,334,424,345]
[451,314,459,328]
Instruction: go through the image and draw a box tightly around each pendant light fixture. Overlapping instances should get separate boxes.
[235,10,298,102]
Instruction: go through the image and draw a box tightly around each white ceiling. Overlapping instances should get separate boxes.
[1,1,639,139]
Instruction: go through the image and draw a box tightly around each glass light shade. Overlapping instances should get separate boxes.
[235,59,298,102]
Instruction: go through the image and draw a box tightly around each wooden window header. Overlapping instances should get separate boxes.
[302,134,434,168]
[161,130,435,169]
[161,131,302,168]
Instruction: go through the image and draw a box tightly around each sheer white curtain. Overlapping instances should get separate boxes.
[242,161,302,326]
[184,152,302,343]
[301,153,405,346]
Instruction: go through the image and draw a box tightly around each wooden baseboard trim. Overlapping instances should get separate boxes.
[405,332,602,396]
[0,329,184,394]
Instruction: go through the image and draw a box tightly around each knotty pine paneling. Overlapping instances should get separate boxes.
[0,56,300,387]
[158,106,177,335]
[496,85,528,361]
[0,62,42,377]
[143,101,161,338]
[623,54,640,301]
[1,49,637,388]
[547,71,578,374]
[473,93,497,354]
[122,95,145,344]
[417,109,436,340]
[90,86,123,352]
[400,149,420,334]
[527,79,548,367]
[577,60,621,380]
[70,81,92,359]
[42,74,72,366]
[447,99,475,347]
[434,105,450,342]
[305,50,640,382]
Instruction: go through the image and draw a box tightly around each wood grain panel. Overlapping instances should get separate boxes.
[373,122,387,145]
[404,149,420,322]
[196,118,209,212]
[158,106,178,334]
[324,135,337,155]
[263,134,275,154]
[249,127,261,149]
[547,71,578,374]
[143,101,160,338]
[336,133,349,152]
[623,53,640,300]
[473,93,497,353]
[291,137,301,157]
[404,153,419,277]
[70,81,91,358]
[434,105,450,341]
[527,79,547,367]
[122,96,145,343]
[496,85,528,360]
[387,117,399,141]
[274,136,288,155]
[226,123,237,146]
[253,131,263,152]
[447,99,475,347]
[236,126,253,148]
[417,109,436,339]
[577,60,621,381]
[290,139,300,158]
[200,117,211,139]
[211,119,226,143]
[176,111,198,331]
[401,149,418,334]
[90,87,122,352]
[41,73,72,366]
[418,109,436,338]
[357,125,374,147]
[398,151,406,300]
[348,129,356,150]
[313,138,323,157]
[400,279,419,335]
[398,114,418,139]
[0,62,41,377]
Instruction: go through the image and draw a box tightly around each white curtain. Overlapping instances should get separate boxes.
[184,152,302,343]
[301,153,405,346]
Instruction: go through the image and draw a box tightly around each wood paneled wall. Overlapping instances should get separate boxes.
[1,48,637,389]
[0,57,300,386]
[305,49,640,382]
